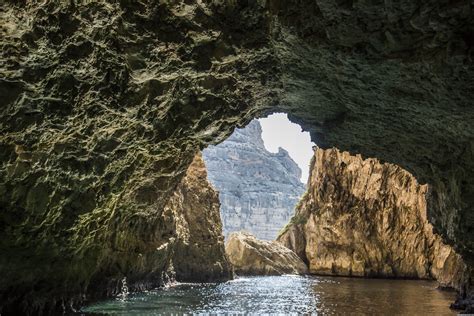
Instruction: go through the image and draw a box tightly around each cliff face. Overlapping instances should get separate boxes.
[1,0,473,313]
[226,231,307,276]
[203,120,305,240]
[279,148,466,290]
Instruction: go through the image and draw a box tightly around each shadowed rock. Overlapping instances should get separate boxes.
[166,153,232,283]
[1,0,473,313]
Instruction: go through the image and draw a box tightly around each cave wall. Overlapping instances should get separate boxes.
[1,1,272,314]
[271,0,474,263]
[1,0,473,313]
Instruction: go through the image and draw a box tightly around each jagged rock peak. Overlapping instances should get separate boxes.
[203,120,305,240]
[229,120,265,148]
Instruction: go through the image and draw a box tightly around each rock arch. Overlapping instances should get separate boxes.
[1,0,473,314]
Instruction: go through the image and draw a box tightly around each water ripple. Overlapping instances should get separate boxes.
[82,275,456,315]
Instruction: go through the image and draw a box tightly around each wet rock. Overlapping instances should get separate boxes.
[203,120,305,240]
[278,148,466,290]
[226,231,307,276]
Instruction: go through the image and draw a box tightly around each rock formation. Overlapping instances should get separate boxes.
[0,152,232,314]
[203,120,305,240]
[226,231,307,276]
[165,153,232,283]
[1,0,473,313]
[278,148,466,290]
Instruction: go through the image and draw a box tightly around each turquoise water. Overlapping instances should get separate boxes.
[82,275,457,315]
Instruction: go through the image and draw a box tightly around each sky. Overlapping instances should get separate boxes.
[258,113,315,183]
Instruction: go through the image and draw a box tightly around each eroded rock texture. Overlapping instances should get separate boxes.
[1,2,269,314]
[1,0,473,313]
[226,231,307,276]
[0,147,232,314]
[203,120,305,240]
[278,148,466,290]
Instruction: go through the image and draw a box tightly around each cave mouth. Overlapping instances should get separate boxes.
[82,112,462,315]
[200,111,464,313]
[2,1,472,314]
[202,112,314,241]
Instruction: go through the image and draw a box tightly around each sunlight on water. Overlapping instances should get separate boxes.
[82,275,457,315]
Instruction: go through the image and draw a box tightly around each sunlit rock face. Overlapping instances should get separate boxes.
[165,153,232,283]
[203,120,305,240]
[278,148,466,290]
[1,0,473,313]
[226,231,307,276]
[273,1,474,266]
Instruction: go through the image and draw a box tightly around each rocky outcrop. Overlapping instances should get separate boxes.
[278,148,466,290]
[203,120,305,240]
[0,152,232,314]
[1,0,473,313]
[165,153,232,283]
[226,231,307,276]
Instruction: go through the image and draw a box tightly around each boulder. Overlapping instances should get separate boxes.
[226,231,307,276]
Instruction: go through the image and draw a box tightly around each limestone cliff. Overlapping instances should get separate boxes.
[1,0,473,313]
[279,148,466,290]
[226,231,307,276]
[203,120,305,240]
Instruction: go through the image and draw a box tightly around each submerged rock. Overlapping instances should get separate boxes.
[203,120,305,240]
[226,231,307,276]
[278,148,466,290]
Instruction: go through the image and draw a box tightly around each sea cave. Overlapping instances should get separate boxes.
[1,0,473,314]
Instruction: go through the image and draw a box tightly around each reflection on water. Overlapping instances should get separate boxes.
[82,275,456,315]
